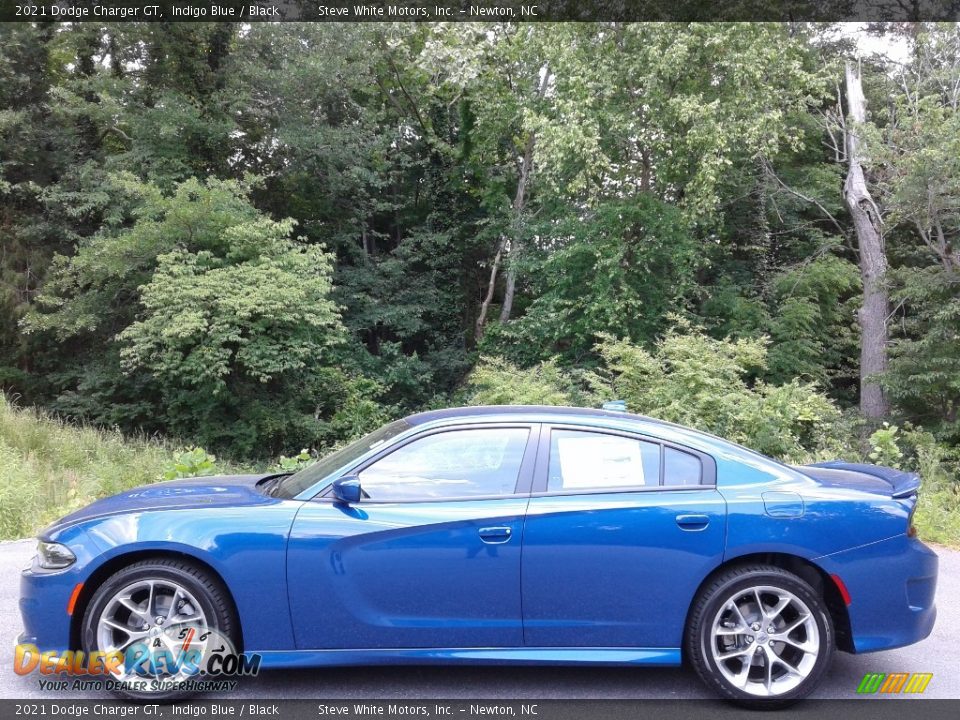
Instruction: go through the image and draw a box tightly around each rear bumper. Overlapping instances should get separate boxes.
[816,535,937,653]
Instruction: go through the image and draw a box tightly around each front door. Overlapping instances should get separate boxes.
[287,424,538,649]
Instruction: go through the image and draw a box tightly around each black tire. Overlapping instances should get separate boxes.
[81,558,236,702]
[685,564,834,708]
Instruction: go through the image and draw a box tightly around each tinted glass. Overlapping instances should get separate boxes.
[548,430,661,491]
[276,420,412,498]
[358,428,530,501]
[664,447,702,485]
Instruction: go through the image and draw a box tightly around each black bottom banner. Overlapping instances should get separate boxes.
[3,700,960,720]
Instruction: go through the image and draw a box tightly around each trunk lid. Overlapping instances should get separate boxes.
[795,460,921,498]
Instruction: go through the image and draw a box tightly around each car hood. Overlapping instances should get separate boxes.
[44,473,282,533]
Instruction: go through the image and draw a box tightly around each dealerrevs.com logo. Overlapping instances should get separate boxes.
[14,628,261,693]
[856,672,933,694]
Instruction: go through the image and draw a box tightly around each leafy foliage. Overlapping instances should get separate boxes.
[277,450,315,472]
[767,253,861,392]
[487,197,697,363]
[905,429,960,546]
[867,423,904,469]
[463,357,582,407]
[590,328,844,461]
[162,447,219,481]
[0,23,957,507]
[467,324,844,463]
[25,177,349,456]
[884,265,960,443]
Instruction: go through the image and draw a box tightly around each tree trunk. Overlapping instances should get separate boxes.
[474,240,505,339]
[475,65,550,339]
[497,131,534,324]
[844,61,890,419]
[498,67,549,325]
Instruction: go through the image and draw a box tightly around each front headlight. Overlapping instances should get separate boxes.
[36,540,76,570]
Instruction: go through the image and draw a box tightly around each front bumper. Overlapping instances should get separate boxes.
[19,559,82,652]
[18,528,102,653]
[816,534,938,653]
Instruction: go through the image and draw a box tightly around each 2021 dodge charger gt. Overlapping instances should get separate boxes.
[20,406,938,703]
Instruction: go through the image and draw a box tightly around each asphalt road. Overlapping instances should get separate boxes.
[2,538,956,700]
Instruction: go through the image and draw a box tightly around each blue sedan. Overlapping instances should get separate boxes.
[20,406,937,703]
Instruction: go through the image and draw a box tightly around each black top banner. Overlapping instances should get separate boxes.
[1,0,958,22]
[1,701,960,720]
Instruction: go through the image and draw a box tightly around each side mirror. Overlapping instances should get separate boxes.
[332,476,362,504]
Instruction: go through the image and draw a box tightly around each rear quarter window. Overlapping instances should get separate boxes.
[664,446,702,486]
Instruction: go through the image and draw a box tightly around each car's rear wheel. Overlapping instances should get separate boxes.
[686,564,834,706]
[81,558,236,701]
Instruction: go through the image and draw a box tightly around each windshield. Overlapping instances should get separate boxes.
[273,420,412,499]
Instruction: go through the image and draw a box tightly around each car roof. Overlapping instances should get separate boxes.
[406,405,671,427]
[402,405,810,486]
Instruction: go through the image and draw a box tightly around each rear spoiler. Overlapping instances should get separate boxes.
[807,461,921,498]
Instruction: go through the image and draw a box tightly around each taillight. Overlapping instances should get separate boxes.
[907,503,918,538]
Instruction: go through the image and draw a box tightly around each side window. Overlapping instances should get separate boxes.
[548,429,660,491]
[664,447,702,486]
[357,428,530,501]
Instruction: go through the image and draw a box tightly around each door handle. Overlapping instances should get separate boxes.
[478,526,513,544]
[675,514,710,531]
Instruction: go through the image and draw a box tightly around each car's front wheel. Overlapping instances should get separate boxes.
[81,558,236,701]
[686,564,834,706]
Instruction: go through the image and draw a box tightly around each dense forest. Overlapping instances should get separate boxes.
[1,22,958,477]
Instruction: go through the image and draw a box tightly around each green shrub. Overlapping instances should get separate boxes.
[589,327,846,462]
[0,395,268,538]
[465,326,848,463]
[0,393,358,539]
[277,449,315,472]
[162,446,219,480]
[463,357,581,407]
[901,429,960,546]
[867,422,905,469]
[0,394,176,536]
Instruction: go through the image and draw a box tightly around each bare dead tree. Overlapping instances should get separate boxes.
[844,61,891,419]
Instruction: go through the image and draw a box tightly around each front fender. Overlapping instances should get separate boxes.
[41,501,302,653]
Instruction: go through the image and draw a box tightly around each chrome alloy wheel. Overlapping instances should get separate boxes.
[709,584,820,697]
[96,578,210,684]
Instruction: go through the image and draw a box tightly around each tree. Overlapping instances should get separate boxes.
[485,196,697,364]
[0,24,70,392]
[26,177,349,456]
[871,25,960,440]
[411,24,555,337]
[843,61,890,419]
[3,22,958,460]
[767,253,861,392]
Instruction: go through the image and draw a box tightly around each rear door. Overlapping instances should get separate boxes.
[521,424,727,648]
[287,423,538,649]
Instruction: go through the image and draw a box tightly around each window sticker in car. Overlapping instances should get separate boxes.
[556,434,646,488]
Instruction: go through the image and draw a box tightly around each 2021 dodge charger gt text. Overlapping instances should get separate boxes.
[19,406,938,704]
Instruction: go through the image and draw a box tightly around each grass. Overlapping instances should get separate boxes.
[915,484,960,548]
[910,438,960,547]
[0,394,255,539]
